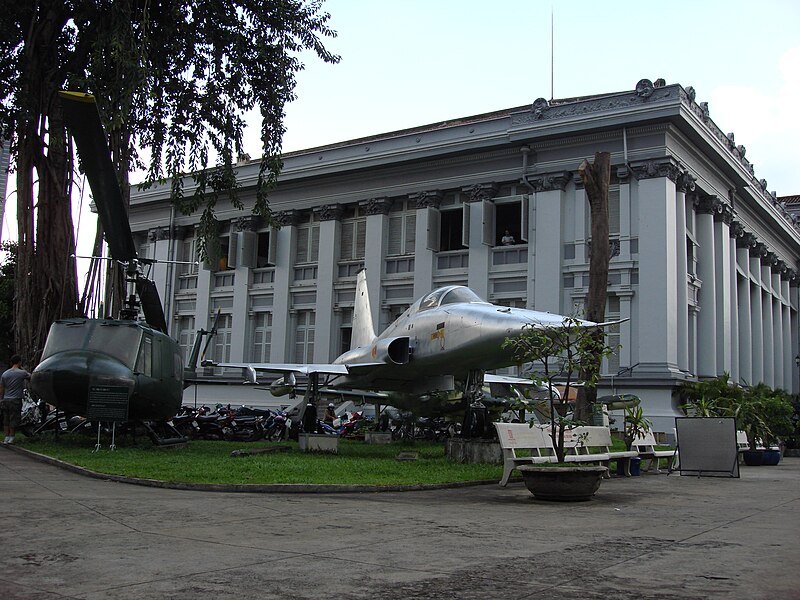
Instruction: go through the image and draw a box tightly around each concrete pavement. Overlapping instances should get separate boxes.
[1,445,799,599]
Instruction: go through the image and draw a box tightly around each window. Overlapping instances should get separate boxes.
[218,236,233,271]
[296,216,320,264]
[340,219,366,261]
[135,334,153,376]
[494,196,528,246]
[294,311,315,363]
[439,208,464,251]
[256,230,274,267]
[604,296,621,375]
[249,312,272,362]
[211,313,233,363]
[179,237,199,275]
[388,204,416,256]
[176,316,196,363]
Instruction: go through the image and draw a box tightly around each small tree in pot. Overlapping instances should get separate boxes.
[502,316,614,463]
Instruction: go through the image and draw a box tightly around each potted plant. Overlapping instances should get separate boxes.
[502,315,614,501]
[758,388,793,464]
[622,404,652,451]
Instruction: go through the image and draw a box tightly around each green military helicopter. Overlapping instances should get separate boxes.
[30,91,213,443]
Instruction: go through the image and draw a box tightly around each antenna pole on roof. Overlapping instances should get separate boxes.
[550,6,554,101]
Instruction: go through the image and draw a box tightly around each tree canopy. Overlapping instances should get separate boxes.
[0,0,339,364]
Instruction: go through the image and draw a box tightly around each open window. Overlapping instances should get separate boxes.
[428,206,467,251]
[494,195,528,246]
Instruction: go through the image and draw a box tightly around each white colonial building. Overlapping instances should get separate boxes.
[128,78,800,432]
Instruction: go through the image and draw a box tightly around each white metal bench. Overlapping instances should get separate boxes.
[493,422,558,487]
[632,431,677,473]
[567,426,637,477]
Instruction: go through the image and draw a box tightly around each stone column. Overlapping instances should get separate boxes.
[360,197,392,330]
[727,222,744,382]
[760,249,774,386]
[314,204,342,361]
[735,230,754,385]
[412,191,442,298]
[694,195,719,378]
[780,268,793,390]
[530,172,569,313]
[630,159,680,377]
[270,210,298,361]
[713,205,733,374]
[230,217,257,361]
[674,172,693,373]
[749,243,764,384]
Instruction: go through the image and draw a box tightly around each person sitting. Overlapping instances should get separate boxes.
[323,403,336,426]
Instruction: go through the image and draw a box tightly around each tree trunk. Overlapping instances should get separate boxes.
[575,152,611,423]
[13,5,79,367]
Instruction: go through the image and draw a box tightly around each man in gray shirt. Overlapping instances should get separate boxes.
[1,355,30,444]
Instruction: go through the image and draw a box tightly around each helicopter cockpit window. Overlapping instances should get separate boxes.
[135,335,153,377]
[39,321,142,369]
[439,287,484,306]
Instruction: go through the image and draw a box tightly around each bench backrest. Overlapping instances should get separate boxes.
[632,430,658,452]
[494,422,551,449]
[531,424,611,454]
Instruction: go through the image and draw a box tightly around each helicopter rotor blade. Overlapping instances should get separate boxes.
[59,91,137,263]
[135,278,169,334]
[201,308,223,361]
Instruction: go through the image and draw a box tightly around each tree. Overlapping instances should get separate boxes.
[503,317,614,463]
[574,151,611,423]
[0,1,340,366]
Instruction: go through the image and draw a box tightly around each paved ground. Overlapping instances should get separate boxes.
[1,446,798,600]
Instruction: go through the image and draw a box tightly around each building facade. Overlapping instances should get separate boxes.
[128,79,800,431]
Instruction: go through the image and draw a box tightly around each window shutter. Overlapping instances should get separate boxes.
[609,187,620,235]
[426,206,440,251]
[482,200,495,246]
[405,213,416,254]
[520,195,529,242]
[462,202,471,247]
[388,216,402,255]
[356,220,366,259]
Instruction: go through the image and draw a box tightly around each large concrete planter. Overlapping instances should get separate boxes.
[298,433,339,453]
[364,431,393,444]
[445,438,502,464]
[518,465,607,502]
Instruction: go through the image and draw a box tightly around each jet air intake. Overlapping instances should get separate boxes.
[337,336,411,366]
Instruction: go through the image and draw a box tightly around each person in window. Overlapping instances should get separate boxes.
[501,229,516,246]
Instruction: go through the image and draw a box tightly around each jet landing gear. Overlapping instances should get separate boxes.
[461,370,492,439]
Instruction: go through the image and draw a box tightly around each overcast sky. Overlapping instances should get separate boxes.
[262,0,799,197]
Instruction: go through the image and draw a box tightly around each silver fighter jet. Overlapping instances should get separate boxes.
[210,269,614,411]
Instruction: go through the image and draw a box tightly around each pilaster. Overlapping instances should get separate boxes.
[694,195,719,378]
[360,197,392,330]
[271,209,299,361]
[314,204,342,361]
[530,174,568,313]
[411,191,441,298]
[633,172,680,377]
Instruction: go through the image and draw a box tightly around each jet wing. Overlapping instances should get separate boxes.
[207,361,384,376]
[484,374,539,386]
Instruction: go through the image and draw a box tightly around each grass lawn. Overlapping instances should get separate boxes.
[14,434,503,486]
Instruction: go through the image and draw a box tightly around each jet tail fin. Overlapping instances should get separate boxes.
[350,269,376,349]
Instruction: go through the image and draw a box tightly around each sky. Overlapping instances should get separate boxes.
[263,0,800,197]
[2,0,799,258]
